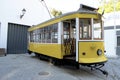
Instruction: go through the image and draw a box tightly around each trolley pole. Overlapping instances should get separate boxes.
[41,0,52,18]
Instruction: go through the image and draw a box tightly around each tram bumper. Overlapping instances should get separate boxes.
[79,56,107,64]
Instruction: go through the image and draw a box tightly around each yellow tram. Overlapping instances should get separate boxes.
[28,4,108,75]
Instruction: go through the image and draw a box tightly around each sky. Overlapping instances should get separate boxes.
[42,0,100,13]
[0,0,102,25]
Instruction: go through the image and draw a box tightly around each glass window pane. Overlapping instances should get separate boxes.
[79,19,92,39]
[30,23,58,43]
[52,23,58,43]
[93,19,102,39]
[30,31,34,42]
[46,32,51,43]
[38,29,41,43]
[41,28,45,43]
[63,22,70,39]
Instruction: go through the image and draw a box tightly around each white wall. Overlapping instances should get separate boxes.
[104,30,117,57]
[104,11,120,57]
[0,21,8,49]
[0,22,1,45]
[0,0,50,49]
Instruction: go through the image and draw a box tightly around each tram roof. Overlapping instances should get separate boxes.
[29,8,101,31]
[37,10,99,24]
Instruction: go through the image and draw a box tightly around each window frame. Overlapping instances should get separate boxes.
[79,18,92,40]
[29,23,58,44]
[93,19,103,40]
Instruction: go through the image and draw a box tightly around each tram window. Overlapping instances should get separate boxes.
[52,24,58,43]
[33,31,36,42]
[63,22,70,39]
[79,19,92,39]
[93,19,102,39]
[36,30,39,42]
[41,28,45,43]
[44,27,48,43]
[33,30,36,42]
[38,29,42,43]
[48,32,51,42]
[30,31,34,42]
[73,28,76,38]
[30,23,58,43]
[53,24,58,31]
[39,33,42,43]
[36,35,39,42]
[46,27,51,43]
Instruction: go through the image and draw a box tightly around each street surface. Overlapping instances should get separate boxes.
[0,54,120,80]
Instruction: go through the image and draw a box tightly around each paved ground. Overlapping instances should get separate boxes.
[0,54,120,80]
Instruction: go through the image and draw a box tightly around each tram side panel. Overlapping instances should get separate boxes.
[28,42,63,59]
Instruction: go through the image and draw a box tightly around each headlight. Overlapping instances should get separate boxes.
[97,49,102,56]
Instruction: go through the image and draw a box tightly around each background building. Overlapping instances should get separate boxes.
[104,11,120,57]
[0,0,50,54]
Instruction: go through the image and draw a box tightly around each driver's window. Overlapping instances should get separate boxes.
[93,19,103,40]
[79,19,92,40]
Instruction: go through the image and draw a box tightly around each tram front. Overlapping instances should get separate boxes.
[77,16,107,64]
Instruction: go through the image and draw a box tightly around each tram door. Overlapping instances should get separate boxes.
[63,21,76,56]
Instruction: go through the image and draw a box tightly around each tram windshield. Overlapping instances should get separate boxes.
[93,19,103,40]
[79,19,92,39]
[79,18,103,40]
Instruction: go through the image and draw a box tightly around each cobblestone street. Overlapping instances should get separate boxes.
[0,54,120,80]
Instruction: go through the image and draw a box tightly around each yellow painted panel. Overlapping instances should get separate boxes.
[79,56,107,63]
[78,41,107,63]
[28,42,63,59]
[28,13,100,31]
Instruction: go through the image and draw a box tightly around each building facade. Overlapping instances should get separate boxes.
[104,11,120,57]
[0,0,50,54]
